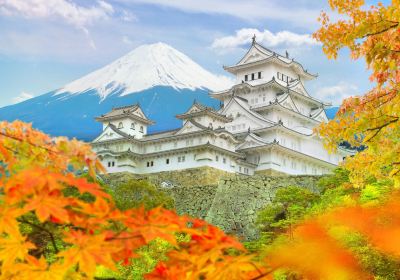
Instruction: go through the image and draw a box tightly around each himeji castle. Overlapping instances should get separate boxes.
[92,38,350,176]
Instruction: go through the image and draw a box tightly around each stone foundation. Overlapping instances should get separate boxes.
[102,166,231,188]
[103,167,323,240]
[254,169,289,176]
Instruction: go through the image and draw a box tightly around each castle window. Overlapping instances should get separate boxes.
[258,72,262,79]
[166,158,170,164]
[131,123,135,130]
[140,126,144,133]
[118,122,123,129]
[147,162,150,167]
[151,161,154,167]
[178,156,185,163]
[251,73,255,80]
[108,162,111,167]
[245,75,248,81]
[112,161,115,167]
[239,166,242,172]
[216,155,219,162]
[223,158,226,164]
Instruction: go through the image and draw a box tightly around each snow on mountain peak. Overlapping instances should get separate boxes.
[55,42,233,99]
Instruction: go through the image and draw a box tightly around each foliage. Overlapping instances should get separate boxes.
[317,168,350,192]
[0,121,266,280]
[1,1,400,278]
[95,238,171,280]
[249,166,400,279]
[110,179,175,211]
[254,2,400,278]
[256,186,319,240]
[97,179,175,280]
[314,0,400,187]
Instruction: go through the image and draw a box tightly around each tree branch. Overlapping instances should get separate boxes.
[362,23,399,38]
[19,218,59,254]
[364,117,399,142]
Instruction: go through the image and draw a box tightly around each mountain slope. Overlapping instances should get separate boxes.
[0,43,229,141]
[0,87,220,140]
[55,42,232,100]
[0,42,339,141]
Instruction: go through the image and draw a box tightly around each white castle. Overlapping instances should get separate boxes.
[92,39,349,176]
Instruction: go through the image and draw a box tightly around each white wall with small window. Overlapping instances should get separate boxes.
[108,117,148,139]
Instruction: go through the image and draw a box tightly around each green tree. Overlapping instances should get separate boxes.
[111,179,175,211]
[257,186,319,240]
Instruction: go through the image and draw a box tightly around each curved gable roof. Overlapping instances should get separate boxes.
[224,42,317,80]
[222,96,275,126]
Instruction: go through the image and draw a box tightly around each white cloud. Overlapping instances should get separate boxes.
[120,10,137,22]
[211,28,319,53]
[315,82,359,106]
[0,0,114,29]
[0,0,115,49]
[121,0,326,28]
[12,91,34,104]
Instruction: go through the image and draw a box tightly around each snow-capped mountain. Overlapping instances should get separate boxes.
[55,42,232,100]
[0,43,232,140]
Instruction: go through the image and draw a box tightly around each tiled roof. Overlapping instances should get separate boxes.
[96,104,154,124]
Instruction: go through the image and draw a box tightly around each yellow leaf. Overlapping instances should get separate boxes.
[0,233,35,269]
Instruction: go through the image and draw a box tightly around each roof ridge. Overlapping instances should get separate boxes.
[112,104,138,111]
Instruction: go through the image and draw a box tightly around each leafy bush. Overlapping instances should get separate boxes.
[110,179,175,210]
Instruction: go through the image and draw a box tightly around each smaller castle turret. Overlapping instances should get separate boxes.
[95,104,154,139]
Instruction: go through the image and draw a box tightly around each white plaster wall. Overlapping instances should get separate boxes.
[260,150,335,175]
[108,118,148,139]
[100,149,255,175]
[235,63,303,87]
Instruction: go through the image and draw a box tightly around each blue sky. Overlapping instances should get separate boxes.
[0,0,381,107]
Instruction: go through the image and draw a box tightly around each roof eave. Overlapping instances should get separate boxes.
[95,115,155,125]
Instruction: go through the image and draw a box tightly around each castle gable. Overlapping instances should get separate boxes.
[290,81,310,97]
[222,97,275,128]
[236,134,268,150]
[131,106,148,120]
[237,44,271,65]
[92,125,125,142]
[175,120,206,135]
[278,94,300,113]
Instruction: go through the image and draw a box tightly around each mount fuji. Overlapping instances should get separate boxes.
[0,43,233,141]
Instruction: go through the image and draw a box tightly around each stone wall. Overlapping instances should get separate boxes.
[163,185,217,219]
[102,166,230,188]
[205,175,321,240]
[103,168,322,240]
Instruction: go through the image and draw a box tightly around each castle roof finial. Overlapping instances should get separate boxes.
[252,34,256,45]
